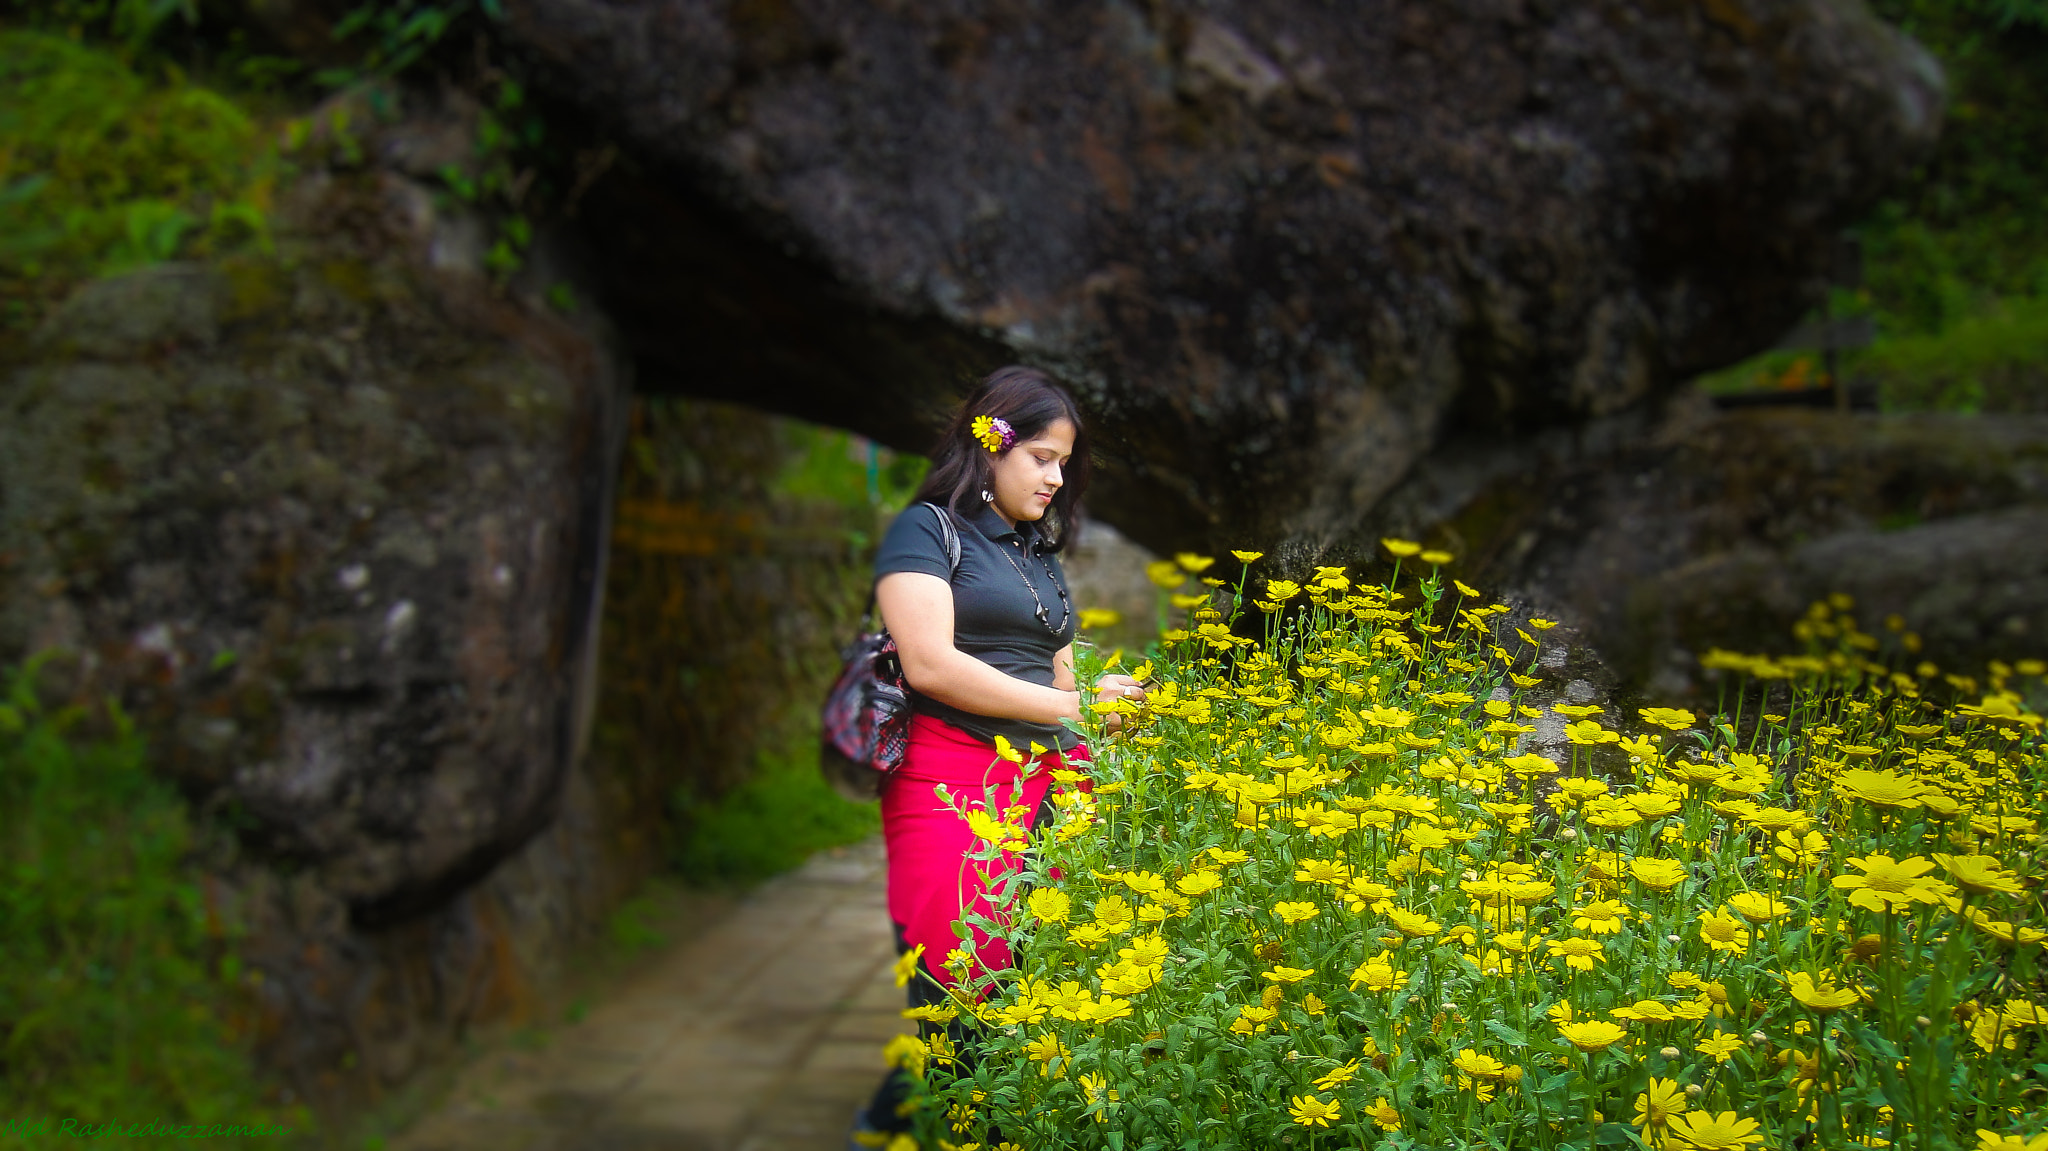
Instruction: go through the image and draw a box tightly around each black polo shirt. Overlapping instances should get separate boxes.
[874,502,1079,751]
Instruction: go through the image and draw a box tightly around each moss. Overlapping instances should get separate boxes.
[0,28,276,330]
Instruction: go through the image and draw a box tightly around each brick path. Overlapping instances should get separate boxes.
[392,839,910,1151]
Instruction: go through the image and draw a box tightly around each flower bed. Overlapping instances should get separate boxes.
[889,547,2046,1151]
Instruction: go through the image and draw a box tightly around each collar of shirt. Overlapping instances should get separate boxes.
[967,502,1047,550]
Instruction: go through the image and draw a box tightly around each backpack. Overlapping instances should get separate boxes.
[820,503,961,801]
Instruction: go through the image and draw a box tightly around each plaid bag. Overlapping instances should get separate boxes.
[820,503,960,800]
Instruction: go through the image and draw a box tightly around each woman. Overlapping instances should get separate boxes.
[855,365,1144,1140]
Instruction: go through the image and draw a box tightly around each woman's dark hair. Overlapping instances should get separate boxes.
[915,365,1091,552]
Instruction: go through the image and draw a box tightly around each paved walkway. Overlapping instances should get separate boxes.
[392,839,911,1151]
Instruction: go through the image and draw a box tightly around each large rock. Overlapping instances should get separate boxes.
[0,98,629,924]
[497,0,1942,557]
[1375,397,2048,696]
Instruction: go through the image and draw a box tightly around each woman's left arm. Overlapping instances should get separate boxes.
[1053,644,1076,692]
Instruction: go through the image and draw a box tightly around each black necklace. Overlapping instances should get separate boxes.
[994,534,1071,637]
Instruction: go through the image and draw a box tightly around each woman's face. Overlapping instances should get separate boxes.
[989,417,1076,525]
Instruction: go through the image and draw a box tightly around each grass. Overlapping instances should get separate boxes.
[0,658,297,1135]
[668,734,882,887]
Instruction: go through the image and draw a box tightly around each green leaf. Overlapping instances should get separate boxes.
[1484,1020,1528,1048]
[1595,1122,1646,1146]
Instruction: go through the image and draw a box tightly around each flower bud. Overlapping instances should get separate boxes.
[1561,828,1578,840]
[1684,1084,1702,1099]
[1660,1047,1681,1060]
[1750,1032,1768,1045]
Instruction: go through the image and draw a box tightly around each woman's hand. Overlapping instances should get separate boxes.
[1093,673,1148,734]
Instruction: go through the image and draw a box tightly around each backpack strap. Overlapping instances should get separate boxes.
[859,503,962,632]
[924,501,962,578]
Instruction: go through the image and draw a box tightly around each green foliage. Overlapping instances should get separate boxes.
[1859,292,2048,412]
[668,737,880,887]
[0,659,292,1128]
[10,0,200,48]
[0,29,274,327]
[774,424,930,514]
[1703,5,2048,412]
[323,0,503,86]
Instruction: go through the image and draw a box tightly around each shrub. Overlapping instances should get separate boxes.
[892,549,2045,1150]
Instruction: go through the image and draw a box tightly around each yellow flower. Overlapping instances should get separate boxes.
[1273,901,1321,926]
[1093,894,1136,933]
[1631,857,1688,892]
[1115,934,1170,968]
[1665,1110,1765,1149]
[1697,910,1751,953]
[1289,1094,1341,1128]
[1313,1059,1360,1090]
[1349,958,1408,992]
[1547,937,1605,971]
[1611,1000,1676,1023]
[1956,693,2044,729]
[1144,559,1186,589]
[1696,1032,1743,1063]
[1558,1020,1629,1052]
[970,415,1004,452]
[1364,1097,1402,1131]
[1230,549,1264,563]
[1833,768,1928,809]
[1741,807,1811,835]
[1566,719,1621,746]
[1076,607,1122,629]
[1452,1049,1507,1080]
[1174,552,1216,572]
[1420,549,1453,565]
[1832,854,1948,913]
[893,944,926,987]
[1359,704,1416,729]
[1381,537,1422,558]
[1975,1132,2048,1151]
[1774,830,1829,868]
[1294,858,1352,886]
[1077,994,1134,1024]
[1571,900,1630,934]
[1262,965,1316,984]
[883,1032,928,1074]
[1043,980,1094,1020]
[1027,888,1071,923]
[1175,870,1224,896]
[1638,707,1695,731]
[1021,1032,1069,1066]
[1633,1077,1687,1134]
[1384,908,1441,938]
[1934,853,2027,896]
[1786,971,1862,1013]
[1726,892,1791,924]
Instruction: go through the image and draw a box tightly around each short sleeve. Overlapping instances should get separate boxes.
[875,505,953,580]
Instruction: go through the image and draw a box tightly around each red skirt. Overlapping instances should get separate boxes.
[881,714,1090,990]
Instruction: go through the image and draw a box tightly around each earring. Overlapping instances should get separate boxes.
[980,489,995,503]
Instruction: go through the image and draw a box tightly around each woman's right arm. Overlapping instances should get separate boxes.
[877,571,1085,727]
